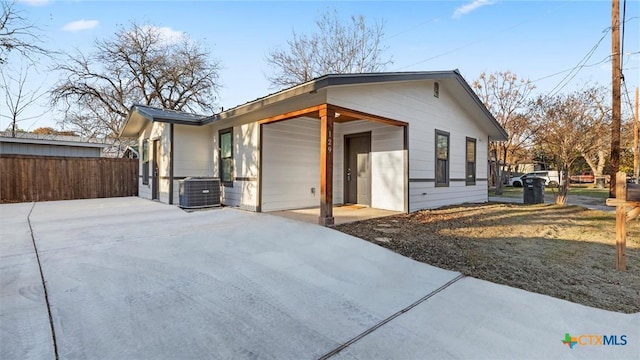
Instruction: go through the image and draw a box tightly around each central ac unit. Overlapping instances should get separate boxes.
[179,177,221,208]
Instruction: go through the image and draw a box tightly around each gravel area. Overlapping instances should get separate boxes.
[334,202,640,313]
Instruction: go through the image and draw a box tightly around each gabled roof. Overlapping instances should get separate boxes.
[119,70,508,141]
[120,104,209,137]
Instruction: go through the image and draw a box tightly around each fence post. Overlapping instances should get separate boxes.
[615,171,627,271]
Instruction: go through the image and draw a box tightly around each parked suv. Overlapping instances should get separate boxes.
[508,171,563,188]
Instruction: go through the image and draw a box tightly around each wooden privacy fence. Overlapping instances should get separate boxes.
[0,155,138,203]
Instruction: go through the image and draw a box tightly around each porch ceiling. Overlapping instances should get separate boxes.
[258,103,408,127]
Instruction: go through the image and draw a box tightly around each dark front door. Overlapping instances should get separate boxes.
[152,139,160,200]
[345,132,371,205]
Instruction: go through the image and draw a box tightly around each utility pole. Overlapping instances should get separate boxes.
[609,0,621,198]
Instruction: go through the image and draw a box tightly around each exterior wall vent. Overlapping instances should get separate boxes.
[179,177,221,208]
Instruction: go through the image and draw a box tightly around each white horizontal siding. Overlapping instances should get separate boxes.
[173,124,213,178]
[335,120,405,212]
[262,117,320,212]
[138,122,171,203]
[138,178,151,200]
[210,122,259,210]
[409,181,488,212]
[260,118,405,212]
[328,81,489,212]
[219,180,257,211]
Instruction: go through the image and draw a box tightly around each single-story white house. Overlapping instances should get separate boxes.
[120,70,508,225]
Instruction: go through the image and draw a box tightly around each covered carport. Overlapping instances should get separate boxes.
[258,103,408,225]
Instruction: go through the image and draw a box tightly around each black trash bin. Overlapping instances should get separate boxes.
[523,176,545,204]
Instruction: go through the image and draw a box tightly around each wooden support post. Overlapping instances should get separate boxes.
[319,105,335,226]
[615,171,627,271]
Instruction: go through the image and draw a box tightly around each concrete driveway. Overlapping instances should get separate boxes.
[1,197,637,359]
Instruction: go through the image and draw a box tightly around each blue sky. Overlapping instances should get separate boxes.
[4,0,640,131]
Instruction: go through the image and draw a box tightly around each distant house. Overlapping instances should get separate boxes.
[120,70,508,225]
[123,145,139,159]
[0,134,107,157]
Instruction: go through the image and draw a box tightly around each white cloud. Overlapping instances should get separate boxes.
[62,19,99,32]
[144,25,184,45]
[453,0,495,19]
[18,0,50,6]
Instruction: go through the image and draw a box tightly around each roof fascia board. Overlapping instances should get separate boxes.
[451,74,509,141]
[152,117,206,126]
[120,105,209,137]
[215,71,459,123]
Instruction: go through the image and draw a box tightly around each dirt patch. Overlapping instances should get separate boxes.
[334,203,640,313]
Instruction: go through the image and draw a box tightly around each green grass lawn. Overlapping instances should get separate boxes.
[489,185,610,199]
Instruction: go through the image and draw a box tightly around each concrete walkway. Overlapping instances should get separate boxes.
[269,205,402,225]
[1,197,637,359]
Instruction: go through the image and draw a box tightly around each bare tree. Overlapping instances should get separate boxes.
[472,71,537,194]
[578,86,611,177]
[0,0,49,64]
[532,88,610,204]
[1,61,46,136]
[51,22,222,140]
[266,9,392,89]
[32,127,77,136]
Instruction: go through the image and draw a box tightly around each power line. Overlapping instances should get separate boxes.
[531,54,612,83]
[384,16,439,41]
[547,26,610,97]
[622,77,636,119]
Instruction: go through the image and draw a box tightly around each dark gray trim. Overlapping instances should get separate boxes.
[344,132,372,206]
[257,124,263,213]
[141,139,150,185]
[404,125,409,214]
[169,123,174,205]
[167,176,221,181]
[122,71,507,141]
[235,177,258,182]
[151,139,160,200]
[406,177,486,182]
[435,129,450,187]
[452,75,508,141]
[133,104,208,124]
[466,137,476,186]
[218,127,234,187]
[477,178,488,181]
[216,71,461,123]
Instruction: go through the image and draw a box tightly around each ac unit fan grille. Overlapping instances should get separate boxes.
[179,177,221,208]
